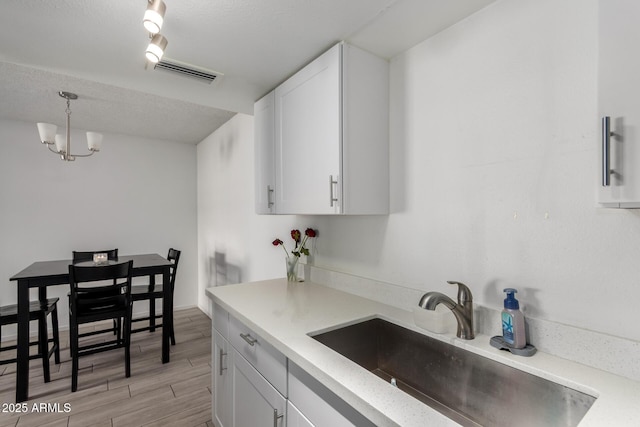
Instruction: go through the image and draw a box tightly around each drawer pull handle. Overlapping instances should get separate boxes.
[219,349,227,375]
[240,333,258,346]
[602,116,613,186]
[273,409,283,427]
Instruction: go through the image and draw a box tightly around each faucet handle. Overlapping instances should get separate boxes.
[447,281,473,304]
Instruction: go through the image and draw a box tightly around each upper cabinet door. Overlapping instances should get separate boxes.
[275,44,342,214]
[255,42,389,215]
[598,0,640,207]
[255,92,276,214]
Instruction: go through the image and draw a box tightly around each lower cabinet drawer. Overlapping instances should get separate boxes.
[288,362,375,427]
[229,314,287,396]
[287,401,314,427]
[213,303,229,339]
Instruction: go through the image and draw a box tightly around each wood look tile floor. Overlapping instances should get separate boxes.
[0,308,213,427]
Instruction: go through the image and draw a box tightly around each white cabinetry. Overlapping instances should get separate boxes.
[254,91,276,214]
[287,362,375,427]
[255,41,389,215]
[287,402,314,427]
[212,304,287,427]
[214,331,232,427]
[213,304,232,427]
[211,304,372,427]
[597,0,640,207]
[232,348,286,427]
[229,315,287,396]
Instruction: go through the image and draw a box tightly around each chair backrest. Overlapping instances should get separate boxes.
[167,248,181,291]
[68,261,133,315]
[72,249,118,263]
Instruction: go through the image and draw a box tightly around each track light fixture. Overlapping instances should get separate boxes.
[146,33,168,63]
[143,0,166,34]
[143,0,168,63]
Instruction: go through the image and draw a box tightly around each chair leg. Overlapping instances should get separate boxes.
[71,323,79,392]
[38,313,51,383]
[149,297,156,332]
[170,312,176,345]
[51,304,61,364]
[116,318,122,343]
[124,310,132,378]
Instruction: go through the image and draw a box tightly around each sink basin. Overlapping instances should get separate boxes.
[311,318,596,427]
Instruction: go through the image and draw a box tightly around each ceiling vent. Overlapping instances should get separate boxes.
[153,58,222,84]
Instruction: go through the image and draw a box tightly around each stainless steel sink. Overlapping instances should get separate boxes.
[311,318,596,427]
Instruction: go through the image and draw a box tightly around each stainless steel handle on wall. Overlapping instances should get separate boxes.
[219,349,227,375]
[267,185,274,208]
[329,175,338,207]
[273,409,284,427]
[602,116,612,187]
[240,333,258,346]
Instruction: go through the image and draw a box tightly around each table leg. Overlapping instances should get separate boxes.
[16,280,30,402]
[162,266,171,363]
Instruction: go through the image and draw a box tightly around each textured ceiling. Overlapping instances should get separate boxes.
[0,0,496,144]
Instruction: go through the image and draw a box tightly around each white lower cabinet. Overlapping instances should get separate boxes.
[213,310,287,427]
[287,401,314,427]
[232,348,287,427]
[287,362,375,427]
[211,309,371,427]
[214,331,232,427]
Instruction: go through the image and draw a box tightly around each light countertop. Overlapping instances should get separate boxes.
[206,279,640,427]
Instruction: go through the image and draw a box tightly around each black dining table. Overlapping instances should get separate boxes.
[9,253,174,403]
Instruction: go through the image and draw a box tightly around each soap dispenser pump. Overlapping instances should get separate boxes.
[502,288,526,349]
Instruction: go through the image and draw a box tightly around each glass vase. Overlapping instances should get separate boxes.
[285,257,299,282]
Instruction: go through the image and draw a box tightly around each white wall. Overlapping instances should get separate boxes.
[197,0,640,345]
[0,118,198,332]
[196,114,319,312]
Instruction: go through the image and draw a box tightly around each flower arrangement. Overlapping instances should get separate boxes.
[272,228,317,258]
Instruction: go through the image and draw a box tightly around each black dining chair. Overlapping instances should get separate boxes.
[131,248,181,345]
[0,297,60,383]
[72,249,120,337]
[68,260,133,392]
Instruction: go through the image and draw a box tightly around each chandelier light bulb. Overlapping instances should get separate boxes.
[54,134,66,154]
[37,122,57,144]
[86,132,103,152]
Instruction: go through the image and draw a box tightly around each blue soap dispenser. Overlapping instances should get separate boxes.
[502,288,526,349]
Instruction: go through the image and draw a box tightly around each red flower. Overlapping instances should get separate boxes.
[273,227,318,259]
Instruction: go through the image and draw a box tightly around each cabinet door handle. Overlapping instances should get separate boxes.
[240,333,258,346]
[602,116,613,187]
[219,349,227,375]
[329,175,339,207]
[273,409,284,427]
[267,185,274,208]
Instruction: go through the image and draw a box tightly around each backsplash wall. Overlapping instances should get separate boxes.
[313,0,640,343]
[197,0,640,375]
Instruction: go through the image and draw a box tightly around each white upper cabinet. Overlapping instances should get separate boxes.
[254,91,276,214]
[597,0,640,207]
[255,42,389,215]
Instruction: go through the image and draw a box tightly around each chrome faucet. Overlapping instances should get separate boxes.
[418,281,474,340]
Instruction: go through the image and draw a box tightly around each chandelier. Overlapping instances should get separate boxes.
[37,91,102,162]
